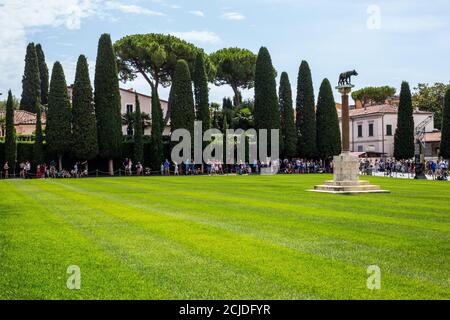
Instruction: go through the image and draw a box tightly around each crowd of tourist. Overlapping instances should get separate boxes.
[153,158,330,176]
[359,158,449,180]
[0,160,90,179]
[1,157,448,180]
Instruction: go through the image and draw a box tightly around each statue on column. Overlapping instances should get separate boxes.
[338,70,358,86]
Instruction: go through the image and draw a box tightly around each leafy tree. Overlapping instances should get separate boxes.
[279,72,297,158]
[210,47,257,106]
[122,111,135,136]
[412,83,448,130]
[35,44,49,105]
[193,52,210,132]
[20,43,41,113]
[33,103,44,165]
[351,86,396,108]
[222,110,229,165]
[4,90,17,172]
[114,34,206,124]
[231,103,254,130]
[170,60,195,139]
[150,88,164,168]
[316,78,341,160]
[0,116,5,136]
[72,55,98,166]
[210,102,221,129]
[296,60,316,159]
[394,81,415,160]
[46,62,72,170]
[440,87,450,160]
[94,34,123,175]
[122,111,151,136]
[0,95,20,110]
[133,93,144,164]
[254,47,280,152]
[222,97,234,127]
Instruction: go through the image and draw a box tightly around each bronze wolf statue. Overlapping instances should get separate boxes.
[338,70,358,86]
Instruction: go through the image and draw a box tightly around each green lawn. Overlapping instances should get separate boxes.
[0,175,449,300]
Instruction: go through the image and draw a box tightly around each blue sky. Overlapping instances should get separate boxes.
[1,0,449,103]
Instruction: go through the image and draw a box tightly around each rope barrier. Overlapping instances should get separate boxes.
[0,166,448,180]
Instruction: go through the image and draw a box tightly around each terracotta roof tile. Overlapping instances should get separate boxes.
[0,110,46,125]
[423,131,441,142]
[338,104,434,118]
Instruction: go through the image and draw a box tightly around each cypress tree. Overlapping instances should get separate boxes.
[170,59,195,137]
[35,44,49,105]
[279,72,297,158]
[254,47,280,151]
[394,81,415,160]
[150,87,164,168]
[222,97,233,126]
[440,87,450,160]
[193,52,210,131]
[46,62,72,170]
[4,90,17,173]
[72,55,98,167]
[222,111,228,166]
[20,43,41,113]
[296,60,316,159]
[133,93,144,164]
[94,34,123,175]
[316,78,341,160]
[33,103,44,166]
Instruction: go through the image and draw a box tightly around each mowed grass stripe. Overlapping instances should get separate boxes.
[50,177,450,290]
[30,180,316,299]
[0,182,171,299]
[0,175,449,299]
[39,177,449,299]
[100,176,450,230]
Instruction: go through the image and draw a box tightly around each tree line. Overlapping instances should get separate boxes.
[3,33,450,176]
[5,35,123,175]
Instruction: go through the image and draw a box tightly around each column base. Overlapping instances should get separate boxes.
[309,152,390,194]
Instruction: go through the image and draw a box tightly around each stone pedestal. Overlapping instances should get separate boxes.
[311,152,389,194]
[333,152,359,181]
[309,83,389,194]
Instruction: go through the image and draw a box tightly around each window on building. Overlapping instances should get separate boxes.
[386,124,392,136]
[126,104,133,114]
[357,145,363,152]
[357,124,363,138]
[368,123,374,137]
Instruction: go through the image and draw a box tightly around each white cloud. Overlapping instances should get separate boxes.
[0,0,99,95]
[0,0,169,96]
[382,16,448,33]
[221,12,245,20]
[169,31,222,44]
[106,2,165,16]
[189,10,205,17]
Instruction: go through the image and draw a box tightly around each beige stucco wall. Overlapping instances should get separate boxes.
[340,111,434,157]
[68,86,171,136]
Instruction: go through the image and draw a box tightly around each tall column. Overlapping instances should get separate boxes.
[341,92,350,152]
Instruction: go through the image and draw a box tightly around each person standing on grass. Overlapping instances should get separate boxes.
[25,161,30,179]
[136,162,143,176]
[123,158,128,175]
[19,161,25,179]
[127,158,133,176]
[163,159,170,176]
[3,161,9,179]
[174,161,179,176]
[431,161,437,180]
